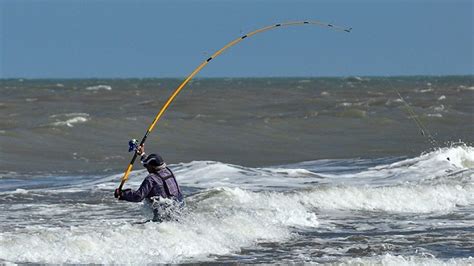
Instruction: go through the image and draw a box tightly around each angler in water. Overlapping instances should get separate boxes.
[114,145,184,222]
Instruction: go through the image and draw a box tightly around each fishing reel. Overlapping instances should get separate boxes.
[128,139,139,152]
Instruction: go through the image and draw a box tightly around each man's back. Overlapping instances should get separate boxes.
[119,167,183,203]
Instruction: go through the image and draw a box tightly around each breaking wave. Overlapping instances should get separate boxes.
[0,145,473,264]
[49,113,90,127]
[342,254,473,266]
[85,85,112,91]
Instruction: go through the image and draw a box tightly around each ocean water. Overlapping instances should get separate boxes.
[0,77,473,264]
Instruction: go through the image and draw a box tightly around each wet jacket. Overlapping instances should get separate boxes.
[119,167,184,203]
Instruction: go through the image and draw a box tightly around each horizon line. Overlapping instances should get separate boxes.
[1,74,473,80]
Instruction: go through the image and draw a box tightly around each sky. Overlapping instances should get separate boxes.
[0,0,472,78]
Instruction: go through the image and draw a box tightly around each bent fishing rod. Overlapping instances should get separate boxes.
[118,20,352,191]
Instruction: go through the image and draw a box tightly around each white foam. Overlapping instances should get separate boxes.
[343,254,473,266]
[438,95,446,101]
[460,86,474,91]
[0,187,318,264]
[0,172,19,179]
[385,98,404,106]
[176,146,474,193]
[320,145,474,185]
[50,113,90,118]
[1,146,474,263]
[12,189,28,194]
[174,161,320,190]
[298,79,311,83]
[50,113,90,127]
[338,102,353,107]
[85,85,112,91]
[433,104,445,112]
[178,146,474,214]
[419,88,433,93]
[300,183,473,213]
[52,117,89,127]
[345,76,368,82]
[394,145,473,171]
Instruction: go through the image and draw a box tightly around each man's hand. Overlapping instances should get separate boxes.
[114,188,122,199]
[136,145,145,156]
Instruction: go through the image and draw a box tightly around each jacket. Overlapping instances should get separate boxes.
[120,167,183,203]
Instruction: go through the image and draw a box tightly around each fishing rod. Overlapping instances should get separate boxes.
[117,20,352,191]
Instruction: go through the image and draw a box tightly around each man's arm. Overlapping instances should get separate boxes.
[118,176,153,202]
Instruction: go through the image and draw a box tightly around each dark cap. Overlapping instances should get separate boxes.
[142,153,164,167]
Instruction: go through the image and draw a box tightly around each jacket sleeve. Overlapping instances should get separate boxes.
[119,176,154,202]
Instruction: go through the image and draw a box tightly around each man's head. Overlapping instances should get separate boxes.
[142,153,165,173]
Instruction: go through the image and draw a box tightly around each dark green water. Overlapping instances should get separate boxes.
[0,76,472,175]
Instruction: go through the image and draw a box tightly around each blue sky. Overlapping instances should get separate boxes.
[1,0,472,78]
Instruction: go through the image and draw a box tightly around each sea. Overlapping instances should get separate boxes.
[0,76,473,264]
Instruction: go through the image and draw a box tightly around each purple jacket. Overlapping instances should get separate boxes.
[120,167,183,203]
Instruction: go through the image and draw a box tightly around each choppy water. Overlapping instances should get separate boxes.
[0,145,473,264]
[1,76,472,174]
[0,77,473,264]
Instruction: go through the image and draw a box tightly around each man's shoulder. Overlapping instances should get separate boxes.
[145,173,161,183]
[157,167,173,177]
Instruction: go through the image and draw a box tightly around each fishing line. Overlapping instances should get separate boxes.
[387,78,440,149]
[118,20,351,190]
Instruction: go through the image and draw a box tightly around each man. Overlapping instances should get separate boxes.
[114,145,184,222]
